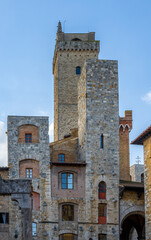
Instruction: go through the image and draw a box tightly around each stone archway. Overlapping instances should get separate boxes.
[120,213,145,240]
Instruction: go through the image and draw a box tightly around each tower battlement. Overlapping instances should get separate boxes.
[53,22,100,141]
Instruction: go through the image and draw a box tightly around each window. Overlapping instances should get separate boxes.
[141,173,144,183]
[76,66,81,75]
[25,133,32,143]
[0,213,9,224]
[98,181,106,199]
[100,134,104,149]
[98,203,107,224]
[59,234,77,240]
[59,154,65,162]
[32,192,40,210]
[26,168,33,178]
[61,173,73,189]
[98,234,107,240]
[62,204,74,221]
[32,222,37,236]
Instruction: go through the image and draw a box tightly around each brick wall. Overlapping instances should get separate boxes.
[119,111,132,181]
[18,124,39,143]
[19,159,39,178]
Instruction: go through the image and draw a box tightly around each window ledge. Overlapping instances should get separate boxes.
[51,162,86,166]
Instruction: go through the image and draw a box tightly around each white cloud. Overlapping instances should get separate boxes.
[0,121,7,166]
[142,91,151,104]
[49,122,54,143]
[37,110,50,116]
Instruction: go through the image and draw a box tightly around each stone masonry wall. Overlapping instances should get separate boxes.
[130,164,144,182]
[7,116,51,240]
[53,36,100,141]
[143,137,151,240]
[78,59,119,240]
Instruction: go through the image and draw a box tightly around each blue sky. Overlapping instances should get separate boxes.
[0,0,151,166]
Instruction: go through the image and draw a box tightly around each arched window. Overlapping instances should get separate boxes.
[98,203,107,224]
[71,38,81,41]
[19,159,39,178]
[59,154,65,162]
[98,181,106,199]
[76,66,81,75]
[18,124,39,143]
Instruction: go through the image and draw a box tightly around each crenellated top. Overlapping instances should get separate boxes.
[53,40,100,73]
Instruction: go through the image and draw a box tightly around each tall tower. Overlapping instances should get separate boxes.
[78,59,119,239]
[53,21,100,141]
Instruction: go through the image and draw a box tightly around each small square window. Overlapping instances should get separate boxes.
[76,66,81,75]
[59,154,65,162]
[25,134,32,143]
[0,213,9,224]
[26,168,33,178]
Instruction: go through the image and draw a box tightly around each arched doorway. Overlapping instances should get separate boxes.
[59,234,77,240]
[120,213,145,240]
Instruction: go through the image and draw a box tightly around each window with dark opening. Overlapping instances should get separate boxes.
[98,234,107,240]
[59,154,65,163]
[61,173,73,189]
[98,203,107,224]
[98,181,106,199]
[100,134,104,149]
[76,66,81,75]
[25,133,32,143]
[0,213,9,224]
[59,233,78,240]
[141,173,144,183]
[62,204,74,221]
[26,168,33,178]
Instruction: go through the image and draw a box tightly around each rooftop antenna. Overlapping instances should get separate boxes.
[136,156,141,165]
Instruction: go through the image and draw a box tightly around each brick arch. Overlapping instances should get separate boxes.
[32,192,40,210]
[19,159,39,178]
[18,124,39,143]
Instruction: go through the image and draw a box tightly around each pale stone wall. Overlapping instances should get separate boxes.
[7,116,51,240]
[53,34,100,141]
[78,59,119,240]
[130,164,144,182]
[120,190,144,225]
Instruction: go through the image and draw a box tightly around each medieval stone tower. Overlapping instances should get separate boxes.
[52,22,120,240]
[53,21,100,141]
[1,22,146,240]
